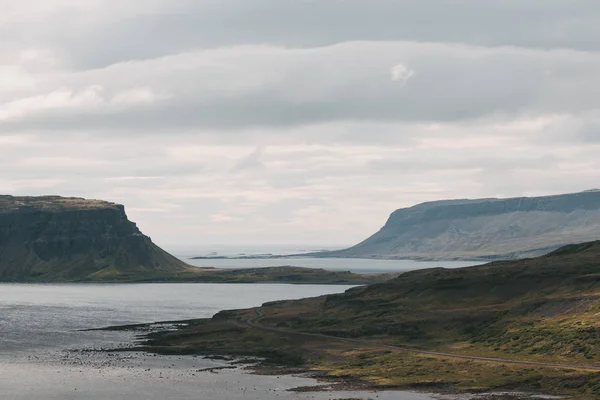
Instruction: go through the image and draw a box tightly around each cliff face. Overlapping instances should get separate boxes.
[326,190,600,260]
[0,196,187,281]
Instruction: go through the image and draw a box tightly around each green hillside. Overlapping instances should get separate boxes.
[130,241,600,398]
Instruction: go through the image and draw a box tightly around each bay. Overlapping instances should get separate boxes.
[0,283,437,399]
[0,283,354,356]
[170,245,482,273]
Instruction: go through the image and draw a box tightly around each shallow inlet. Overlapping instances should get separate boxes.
[0,282,436,399]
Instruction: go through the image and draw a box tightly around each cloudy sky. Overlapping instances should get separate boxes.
[2,1,599,249]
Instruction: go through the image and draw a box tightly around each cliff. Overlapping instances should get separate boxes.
[321,190,600,260]
[0,195,188,281]
[0,195,388,284]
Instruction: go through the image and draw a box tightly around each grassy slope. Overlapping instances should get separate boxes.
[321,191,600,261]
[132,241,600,398]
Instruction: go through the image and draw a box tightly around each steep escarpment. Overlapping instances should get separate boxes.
[0,195,187,281]
[322,190,600,260]
[0,195,387,284]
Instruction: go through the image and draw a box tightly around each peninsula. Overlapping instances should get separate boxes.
[124,240,600,398]
[316,190,600,261]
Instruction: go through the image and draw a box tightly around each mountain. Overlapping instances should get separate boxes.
[320,190,600,260]
[133,240,600,397]
[0,195,388,284]
[0,195,188,281]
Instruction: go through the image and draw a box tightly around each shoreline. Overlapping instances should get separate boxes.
[95,319,569,400]
[0,265,394,285]
[68,344,554,400]
[189,254,493,262]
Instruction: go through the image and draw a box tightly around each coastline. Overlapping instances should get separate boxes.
[189,254,492,262]
[0,265,394,285]
[96,318,572,400]
[188,252,542,263]
[75,243,600,400]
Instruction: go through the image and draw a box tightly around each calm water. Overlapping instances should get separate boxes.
[0,283,436,399]
[0,283,355,356]
[170,245,481,273]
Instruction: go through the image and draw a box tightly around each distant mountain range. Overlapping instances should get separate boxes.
[316,190,600,261]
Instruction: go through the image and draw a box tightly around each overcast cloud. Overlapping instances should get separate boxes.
[1,0,599,248]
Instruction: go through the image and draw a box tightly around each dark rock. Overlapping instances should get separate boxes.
[0,195,187,281]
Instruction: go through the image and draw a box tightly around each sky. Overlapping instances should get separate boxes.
[1,1,600,248]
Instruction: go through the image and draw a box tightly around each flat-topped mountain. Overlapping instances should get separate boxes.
[320,190,600,261]
[0,195,120,212]
[0,195,188,281]
[0,195,386,284]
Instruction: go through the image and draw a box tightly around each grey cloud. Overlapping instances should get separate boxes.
[0,137,205,181]
[3,1,600,246]
[6,0,600,69]
[525,114,600,145]
[2,42,600,135]
[366,153,563,173]
[577,121,600,143]
[2,131,599,246]
[231,146,266,172]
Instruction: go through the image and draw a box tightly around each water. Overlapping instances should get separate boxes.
[173,245,481,273]
[0,283,436,399]
[0,361,437,400]
[184,256,480,273]
[168,245,342,258]
[0,283,354,356]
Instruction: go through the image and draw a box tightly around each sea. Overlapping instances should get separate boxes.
[174,245,480,273]
[0,246,477,399]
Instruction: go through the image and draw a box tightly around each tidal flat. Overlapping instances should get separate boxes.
[1,351,438,400]
[0,282,440,399]
[0,282,561,399]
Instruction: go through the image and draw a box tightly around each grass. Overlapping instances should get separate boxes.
[108,241,600,399]
[79,265,394,284]
[320,349,600,397]
[125,315,600,399]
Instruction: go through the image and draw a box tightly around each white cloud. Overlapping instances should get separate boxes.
[0,86,104,121]
[2,122,599,246]
[111,88,167,106]
[2,42,600,134]
[390,63,415,85]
